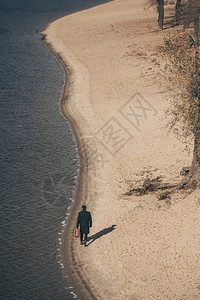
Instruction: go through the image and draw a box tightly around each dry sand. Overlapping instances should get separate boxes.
[41,0,200,299]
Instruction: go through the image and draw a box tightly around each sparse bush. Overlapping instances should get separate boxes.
[162,31,200,182]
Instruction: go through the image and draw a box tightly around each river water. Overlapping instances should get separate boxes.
[0,1,110,299]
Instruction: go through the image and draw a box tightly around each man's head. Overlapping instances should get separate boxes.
[82,205,86,210]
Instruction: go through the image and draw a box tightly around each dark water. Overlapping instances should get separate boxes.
[0,1,111,299]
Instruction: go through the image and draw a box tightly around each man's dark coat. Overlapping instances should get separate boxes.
[76,210,92,234]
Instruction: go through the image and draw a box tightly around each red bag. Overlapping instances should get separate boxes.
[75,228,80,238]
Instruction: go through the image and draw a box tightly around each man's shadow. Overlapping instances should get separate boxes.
[87,225,116,246]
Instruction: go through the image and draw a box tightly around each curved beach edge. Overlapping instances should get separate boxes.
[39,26,96,300]
[39,1,200,299]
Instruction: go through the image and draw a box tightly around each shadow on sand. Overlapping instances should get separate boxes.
[87,225,116,247]
[162,12,187,30]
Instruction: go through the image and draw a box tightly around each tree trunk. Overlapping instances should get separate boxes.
[175,0,182,25]
[183,0,192,29]
[194,12,200,47]
[190,131,200,184]
[157,0,164,30]
[184,0,200,30]
[188,8,200,186]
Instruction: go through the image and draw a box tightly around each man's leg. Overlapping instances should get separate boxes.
[85,233,88,242]
[84,233,88,247]
[80,230,83,244]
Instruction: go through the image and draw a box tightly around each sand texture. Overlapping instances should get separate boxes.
[42,0,200,299]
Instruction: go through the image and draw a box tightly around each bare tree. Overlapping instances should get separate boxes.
[157,0,165,29]
[175,0,182,24]
[194,8,200,46]
[147,0,165,29]
[163,31,200,186]
[183,0,200,41]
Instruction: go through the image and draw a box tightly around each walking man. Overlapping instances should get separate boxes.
[76,205,92,247]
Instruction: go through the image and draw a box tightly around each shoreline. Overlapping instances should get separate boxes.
[40,1,200,299]
[40,26,96,299]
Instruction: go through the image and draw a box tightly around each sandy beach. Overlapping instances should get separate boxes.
[41,0,200,299]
